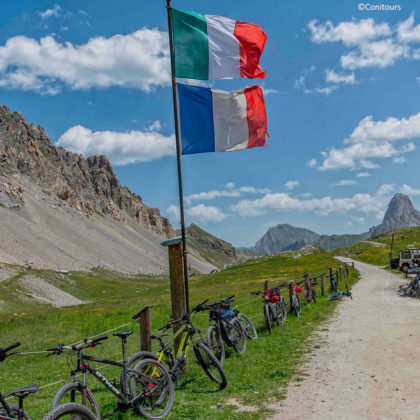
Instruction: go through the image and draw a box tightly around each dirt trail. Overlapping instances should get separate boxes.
[270,258,420,420]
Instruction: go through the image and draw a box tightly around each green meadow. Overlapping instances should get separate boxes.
[0,247,358,419]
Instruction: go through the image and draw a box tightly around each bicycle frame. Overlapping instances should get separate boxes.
[156,323,194,363]
[0,393,16,420]
[73,351,153,407]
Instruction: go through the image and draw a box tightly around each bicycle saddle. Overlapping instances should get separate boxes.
[5,385,39,398]
[113,330,133,338]
[151,334,168,340]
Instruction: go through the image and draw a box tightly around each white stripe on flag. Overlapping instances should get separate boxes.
[206,15,240,80]
[212,89,249,152]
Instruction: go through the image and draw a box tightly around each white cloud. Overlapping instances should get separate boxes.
[284,180,299,190]
[357,172,371,177]
[262,88,279,95]
[330,179,356,187]
[57,125,175,165]
[294,75,338,95]
[401,184,420,196]
[393,156,406,164]
[38,4,61,19]
[308,16,419,73]
[145,120,162,132]
[308,18,391,46]
[186,184,271,203]
[326,69,356,84]
[187,204,227,224]
[320,112,420,170]
[230,184,394,218]
[307,158,318,168]
[397,14,420,43]
[0,30,170,95]
[341,39,409,70]
[167,203,227,224]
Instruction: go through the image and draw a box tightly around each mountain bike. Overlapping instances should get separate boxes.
[0,342,38,420]
[125,300,227,390]
[289,283,302,317]
[205,296,247,365]
[330,273,339,294]
[252,283,288,334]
[48,332,174,419]
[328,284,353,301]
[303,278,317,304]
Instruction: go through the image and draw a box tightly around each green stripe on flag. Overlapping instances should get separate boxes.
[172,9,209,80]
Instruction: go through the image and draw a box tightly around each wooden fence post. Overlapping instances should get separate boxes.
[288,281,294,313]
[352,261,355,269]
[321,273,326,296]
[264,279,270,293]
[339,267,343,281]
[304,272,310,283]
[345,266,349,278]
[132,305,152,352]
[161,236,187,371]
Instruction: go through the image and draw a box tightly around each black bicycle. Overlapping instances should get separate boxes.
[48,332,174,419]
[125,300,227,390]
[328,284,353,301]
[289,283,302,318]
[205,296,247,365]
[252,284,288,334]
[303,278,317,304]
[43,403,96,420]
[0,342,38,420]
[330,273,339,294]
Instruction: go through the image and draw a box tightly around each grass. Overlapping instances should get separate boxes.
[333,227,420,267]
[0,248,359,419]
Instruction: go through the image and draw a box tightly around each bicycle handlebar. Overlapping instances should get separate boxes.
[4,342,21,353]
[47,335,109,355]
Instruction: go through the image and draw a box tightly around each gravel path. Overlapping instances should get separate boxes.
[270,258,420,420]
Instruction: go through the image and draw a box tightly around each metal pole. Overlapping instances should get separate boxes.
[166,0,190,312]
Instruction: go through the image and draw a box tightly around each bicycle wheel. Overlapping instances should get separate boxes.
[312,289,317,304]
[193,341,227,389]
[264,304,273,334]
[121,351,158,394]
[130,358,174,419]
[280,298,287,325]
[0,403,30,419]
[230,319,246,354]
[206,325,225,365]
[297,295,302,314]
[237,313,258,340]
[292,295,300,318]
[43,403,96,420]
[51,382,99,419]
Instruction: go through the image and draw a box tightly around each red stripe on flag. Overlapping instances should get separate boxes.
[234,21,267,79]
[244,86,268,149]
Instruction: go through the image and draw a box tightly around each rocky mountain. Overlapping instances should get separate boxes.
[369,193,420,238]
[244,224,368,255]
[182,224,244,268]
[0,104,216,273]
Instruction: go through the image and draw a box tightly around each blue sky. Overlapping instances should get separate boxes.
[0,0,419,247]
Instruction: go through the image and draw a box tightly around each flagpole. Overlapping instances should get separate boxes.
[166,0,190,313]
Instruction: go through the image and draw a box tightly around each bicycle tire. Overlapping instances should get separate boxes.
[264,303,272,334]
[0,403,30,420]
[130,358,174,419]
[43,403,96,420]
[193,341,227,389]
[280,298,287,325]
[231,319,246,354]
[292,294,300,318]
[121,351,158,394]
[313,289,317,304]
[206,325,225,365]
[297,294,302,314]
[237,313,258,340]
[50,382,99,419]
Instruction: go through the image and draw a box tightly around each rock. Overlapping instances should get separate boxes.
[0,104,174,238]
[369,194,420,237]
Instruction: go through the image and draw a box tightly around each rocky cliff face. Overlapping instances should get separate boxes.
[0,105,174,238]
[369,194,420,238]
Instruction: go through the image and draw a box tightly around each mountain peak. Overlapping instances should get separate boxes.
[369,193,420,238]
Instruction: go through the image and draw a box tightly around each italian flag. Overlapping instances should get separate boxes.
[171,8,267,80]
[177,83,268,155]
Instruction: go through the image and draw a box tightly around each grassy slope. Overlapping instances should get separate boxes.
[333,227,420,266]
[0,248,358,419]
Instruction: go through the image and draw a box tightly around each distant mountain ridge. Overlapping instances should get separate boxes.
[243,224,368,255]
[369,193,420,238]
